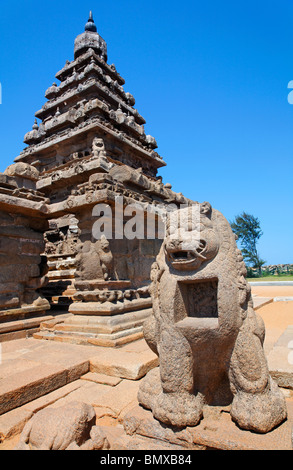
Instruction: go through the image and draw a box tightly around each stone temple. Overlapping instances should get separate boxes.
[1,14,292,451]
[0,13,192,347]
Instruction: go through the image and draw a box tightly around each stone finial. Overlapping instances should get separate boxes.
[85,11,97,33]
[74,11,107,61]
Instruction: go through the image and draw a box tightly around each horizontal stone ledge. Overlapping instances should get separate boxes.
[0,225,45,240]
[52,308,152,335]
[0,315,54,335]
[0,304,50,321]
[74,279,132,291]
[0,253,42,266]
[0,194,48,216]
[36,158,111,191]
[15,119,165,168]
[69,297,152,316]
[47,269,76,279]
[46,252,76,259]
[0,360,89,416]
[87,330,144,348]
[47,188,112,216]
[49,324,143,342]
[89,342,159,380]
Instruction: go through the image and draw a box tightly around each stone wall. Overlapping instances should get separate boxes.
[0,164,52,341]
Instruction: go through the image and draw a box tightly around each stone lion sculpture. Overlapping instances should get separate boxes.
[138,202,287,433]
[14,402,110,450]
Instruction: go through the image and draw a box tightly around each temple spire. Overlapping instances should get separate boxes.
[85,11,97,33]
[74,11,107,61]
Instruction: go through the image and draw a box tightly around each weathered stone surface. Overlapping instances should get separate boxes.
[0,364,68,415]
[0,408,33,443]
[112,434,190,451]
[14,402,109,450]
[0,174,50,341]
[4,163,39,181]
[138,203,287,433]
[122,402,293,450]
[80,372,122,386]
[123,404,195,449]
[90,339,159,380]
[267,326,293,389]
[0,337,99,415]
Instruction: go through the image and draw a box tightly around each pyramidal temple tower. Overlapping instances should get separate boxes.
[0,14,192,346]
[17,12,165,180]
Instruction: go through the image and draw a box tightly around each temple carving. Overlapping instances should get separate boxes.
[0,13,192,346]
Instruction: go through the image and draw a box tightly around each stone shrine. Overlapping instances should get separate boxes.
[1,13,292,451]
[0,13,192,346]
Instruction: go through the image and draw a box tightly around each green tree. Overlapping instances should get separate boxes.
[230,212,266,276]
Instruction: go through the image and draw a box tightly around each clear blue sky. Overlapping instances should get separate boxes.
[0,0,292,265]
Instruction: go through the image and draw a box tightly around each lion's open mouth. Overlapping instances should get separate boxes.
[169,250,197,264]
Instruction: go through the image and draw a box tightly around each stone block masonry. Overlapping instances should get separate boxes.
[0,164,52,341]
[0,14,193,346]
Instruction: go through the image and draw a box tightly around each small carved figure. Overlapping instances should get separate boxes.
[97,234,114,280]
[14,402,110,450]
[92,136,107,159]
[75,236,114,281]
[138,203,287,433]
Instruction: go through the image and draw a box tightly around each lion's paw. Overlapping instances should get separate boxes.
[231,378,287,433]
[153,392,204,428]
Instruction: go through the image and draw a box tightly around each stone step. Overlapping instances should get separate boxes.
[0,341,91,416]
[252,296,273,310]
[0,362,89,416]
[267,325,293,389]
[41,279,75,293]
[34,328,144,348]
[35,307,151,347]
[89,343,159,380]
[0,380,84,443]
[0,338,159,445]
[39,313,72,330]
[0,315,54,343]
[0,305,49,324]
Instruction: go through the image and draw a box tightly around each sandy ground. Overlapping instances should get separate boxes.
[251,285,293,355]
[251,285,293,298]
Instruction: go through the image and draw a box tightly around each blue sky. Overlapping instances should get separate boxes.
[0,0,292,264]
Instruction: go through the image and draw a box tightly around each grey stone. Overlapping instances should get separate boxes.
[138,203,287,433]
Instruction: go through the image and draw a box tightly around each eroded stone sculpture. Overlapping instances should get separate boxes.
[138,203,287,433]
[14,402,110,450]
